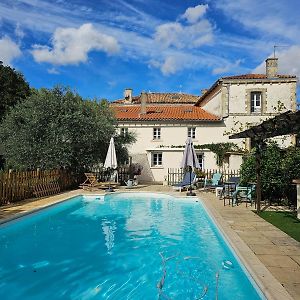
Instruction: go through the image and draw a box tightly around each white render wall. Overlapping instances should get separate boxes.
[117,78,297,182]
[118,122,241,182]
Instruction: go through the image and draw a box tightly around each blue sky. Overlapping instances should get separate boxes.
[0,0,299,101]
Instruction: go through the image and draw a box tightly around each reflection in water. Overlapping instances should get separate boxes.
[101,219,116,255]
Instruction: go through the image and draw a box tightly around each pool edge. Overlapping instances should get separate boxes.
[200,197,294,300]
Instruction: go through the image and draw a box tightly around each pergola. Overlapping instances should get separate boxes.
[229,110,300,212]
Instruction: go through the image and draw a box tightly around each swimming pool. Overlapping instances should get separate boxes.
[0,193,264,299]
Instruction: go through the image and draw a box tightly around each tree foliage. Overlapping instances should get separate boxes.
[240,142,300,205]
[0,86,134,172]
[0,62,31,120]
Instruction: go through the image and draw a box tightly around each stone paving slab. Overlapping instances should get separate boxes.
[197,191,300,300]
[1,186,299,299]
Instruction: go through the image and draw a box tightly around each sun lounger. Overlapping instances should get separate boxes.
[79,173,119,190]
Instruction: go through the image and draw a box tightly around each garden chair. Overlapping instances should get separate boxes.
[173,172,196,192]
[221,176,240,205]
[232,183,256,206]
[203,172,223,190]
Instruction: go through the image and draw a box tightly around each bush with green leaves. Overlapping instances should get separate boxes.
[0,86,135,172]
[240,142,300,205]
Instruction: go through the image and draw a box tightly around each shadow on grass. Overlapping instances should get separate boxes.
[257,211,300,242]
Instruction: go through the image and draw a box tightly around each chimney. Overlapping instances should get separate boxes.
[124,88,133,103]
[140,91,147,115]
[201,89,208,95]
[266,57,278,78]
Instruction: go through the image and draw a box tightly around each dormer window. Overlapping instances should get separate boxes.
[251,92,262,113]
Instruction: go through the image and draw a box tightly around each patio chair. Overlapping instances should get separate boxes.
[221,176,240,205]
[232,183,256,206]
[173,172,196,192]
[203,172,223,190]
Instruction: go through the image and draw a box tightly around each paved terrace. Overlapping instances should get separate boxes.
[0,185,299,300]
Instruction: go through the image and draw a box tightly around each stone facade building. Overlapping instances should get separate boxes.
[112,58,298,182]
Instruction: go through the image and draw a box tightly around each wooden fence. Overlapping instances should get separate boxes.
[167,168,240,185]
[0,169,75,205]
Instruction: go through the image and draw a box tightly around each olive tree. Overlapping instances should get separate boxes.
[0,86,134,172]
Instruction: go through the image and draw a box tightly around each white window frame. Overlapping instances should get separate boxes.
[251,92,262,113]
[153,127,161,140]
[188,127,196,139]
[151,152,162,167]
[196,153,204,170]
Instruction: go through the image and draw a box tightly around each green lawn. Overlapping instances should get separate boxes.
[257,211,300,242]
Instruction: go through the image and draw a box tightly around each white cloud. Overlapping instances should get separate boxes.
[31,23,120,65]
[154,22,184,48]
[182,4,209,24]
[47,67,60,74]
[0,37,21,65]
[212,59,242,75]
[154,5,213,51]
[215,0,299,43]
[15,23,25,39]
[253,45,300,80]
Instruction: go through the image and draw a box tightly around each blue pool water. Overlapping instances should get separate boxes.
[0,193,264,299]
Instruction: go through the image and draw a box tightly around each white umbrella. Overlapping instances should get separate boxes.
[180,137,200,196]
[104,137,118,191]
[104,137,117,169]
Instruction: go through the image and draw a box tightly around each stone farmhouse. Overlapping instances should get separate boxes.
[111,58,298,182]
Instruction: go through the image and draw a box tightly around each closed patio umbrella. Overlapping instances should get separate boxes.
[104,137,118,191]
[104,137,117,169]
[180,137,200,196]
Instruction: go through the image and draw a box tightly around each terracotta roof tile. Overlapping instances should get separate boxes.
[113,105,220,121]
[222,74,296,80]
[111,92,200,105]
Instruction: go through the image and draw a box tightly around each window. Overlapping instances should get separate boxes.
[188,127,196,139]
[152,152,162,166]
[153,127,161,140]
[250,92,262,113]
[120,127,128,136]
[196,153,204,170]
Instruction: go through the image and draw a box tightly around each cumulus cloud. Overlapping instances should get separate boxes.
[31,23,120,65]
[182,4,209,24]
[0,37,22,65]
[253,45,300,80]
[154,5,213,51]
[212,59,242,75]
[150,53,198,76]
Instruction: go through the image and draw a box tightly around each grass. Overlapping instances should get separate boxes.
[257,211,300,242]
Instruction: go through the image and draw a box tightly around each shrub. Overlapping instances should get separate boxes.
[240,142,300,205]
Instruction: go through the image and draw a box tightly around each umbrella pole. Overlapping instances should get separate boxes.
[187,166,196,196]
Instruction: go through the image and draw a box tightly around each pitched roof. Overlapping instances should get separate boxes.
[222,74,296,80]
[195,73,297,106]
[111,92,200,105]
[113,105,220,121]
